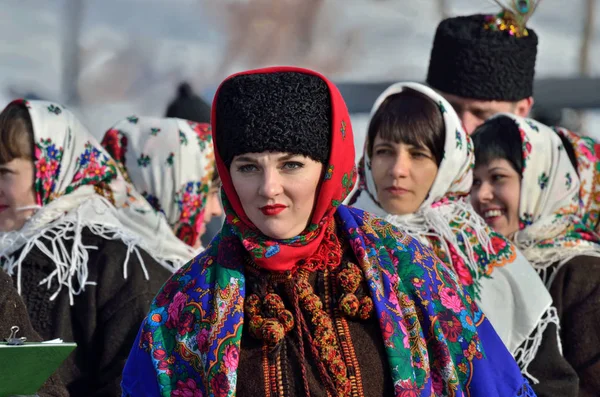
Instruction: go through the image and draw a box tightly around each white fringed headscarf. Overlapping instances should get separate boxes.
[102,117,216,252]
[0,100,191,304]
[497,115,600,288]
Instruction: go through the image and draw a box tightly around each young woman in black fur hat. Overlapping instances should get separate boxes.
[121,66,534,397]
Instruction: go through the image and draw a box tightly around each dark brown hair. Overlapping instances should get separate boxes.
[367,88,445,166]
[472,116,523,175]
[0,102,34,165]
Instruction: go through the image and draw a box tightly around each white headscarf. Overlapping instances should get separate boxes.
[496,114,600,287]
[554,127,600,233]
[102,117,216,251]
[351,84,555,381]
[0,101,188,304]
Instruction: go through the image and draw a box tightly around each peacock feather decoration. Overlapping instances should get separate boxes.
[484,0,542,38]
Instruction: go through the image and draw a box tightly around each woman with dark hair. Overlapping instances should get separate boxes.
[0,100,174,396]
[121,68,532,396]
[471,114,600,396]
[350,82,575,395]
[102,117,222,256]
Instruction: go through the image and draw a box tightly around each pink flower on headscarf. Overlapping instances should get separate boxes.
[490,236,507,253]
[172,378,203,397]
[85,161,106,178]
[196,328,210,353]
[36,157,52,180]
[431,370,444,394]
[166,291,187,328]
[399,319,410,349]
[440,287,463,313]
[395,379,419,397]
[223,344,239,371]
[579,143,596,162]
[349,236,366,261]
[448,245,473,286]
[388,290,399,306]
[210,373,230,397]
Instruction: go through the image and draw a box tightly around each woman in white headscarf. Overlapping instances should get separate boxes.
[472,114,600,396]
[350,82,577,395]
[102,117,222,254]
[0,100,175,396]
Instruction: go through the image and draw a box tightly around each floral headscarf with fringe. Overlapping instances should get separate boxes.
[0,100,190,304]
[102,117,216,249]
[554,127,600,233]
[495,114,600,287]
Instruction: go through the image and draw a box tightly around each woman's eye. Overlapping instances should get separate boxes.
[237,164,258,173]
[411,151,430,159]
[374,149,392,156]
[491,174,505,182]
[472,179,481,187]
[282,161,303,170]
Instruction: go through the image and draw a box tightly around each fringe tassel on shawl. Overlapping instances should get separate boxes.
[386,198,495,278]
[513,306,562,384]
[514,218,600,287]
[0,196,179,305]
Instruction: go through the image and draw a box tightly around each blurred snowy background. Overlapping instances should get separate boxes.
[1,0,599,155]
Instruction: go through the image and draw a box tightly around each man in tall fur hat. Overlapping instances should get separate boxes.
[426,2,538,135]
[427,2,600,233]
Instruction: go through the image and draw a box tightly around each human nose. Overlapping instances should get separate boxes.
[475,181,494,203]
[258,168,284,198]
[388,152,410,179]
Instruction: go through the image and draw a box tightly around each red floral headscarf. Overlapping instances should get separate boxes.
[212,66,356,272]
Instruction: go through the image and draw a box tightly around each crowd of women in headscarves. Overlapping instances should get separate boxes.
[1,2,599,397]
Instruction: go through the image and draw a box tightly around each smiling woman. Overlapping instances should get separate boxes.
[472,114,600,394]
[122,68,533,397]
[471,116,524,237]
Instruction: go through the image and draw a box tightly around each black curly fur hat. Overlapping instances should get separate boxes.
[427,14,538,101]
[215,72,332,168]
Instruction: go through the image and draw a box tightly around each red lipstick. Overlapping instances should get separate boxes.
[260,204,286,216]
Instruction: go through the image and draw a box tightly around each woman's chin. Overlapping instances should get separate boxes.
[259,229,297,240]
[381,202,416,216]
[255,223,303,240]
